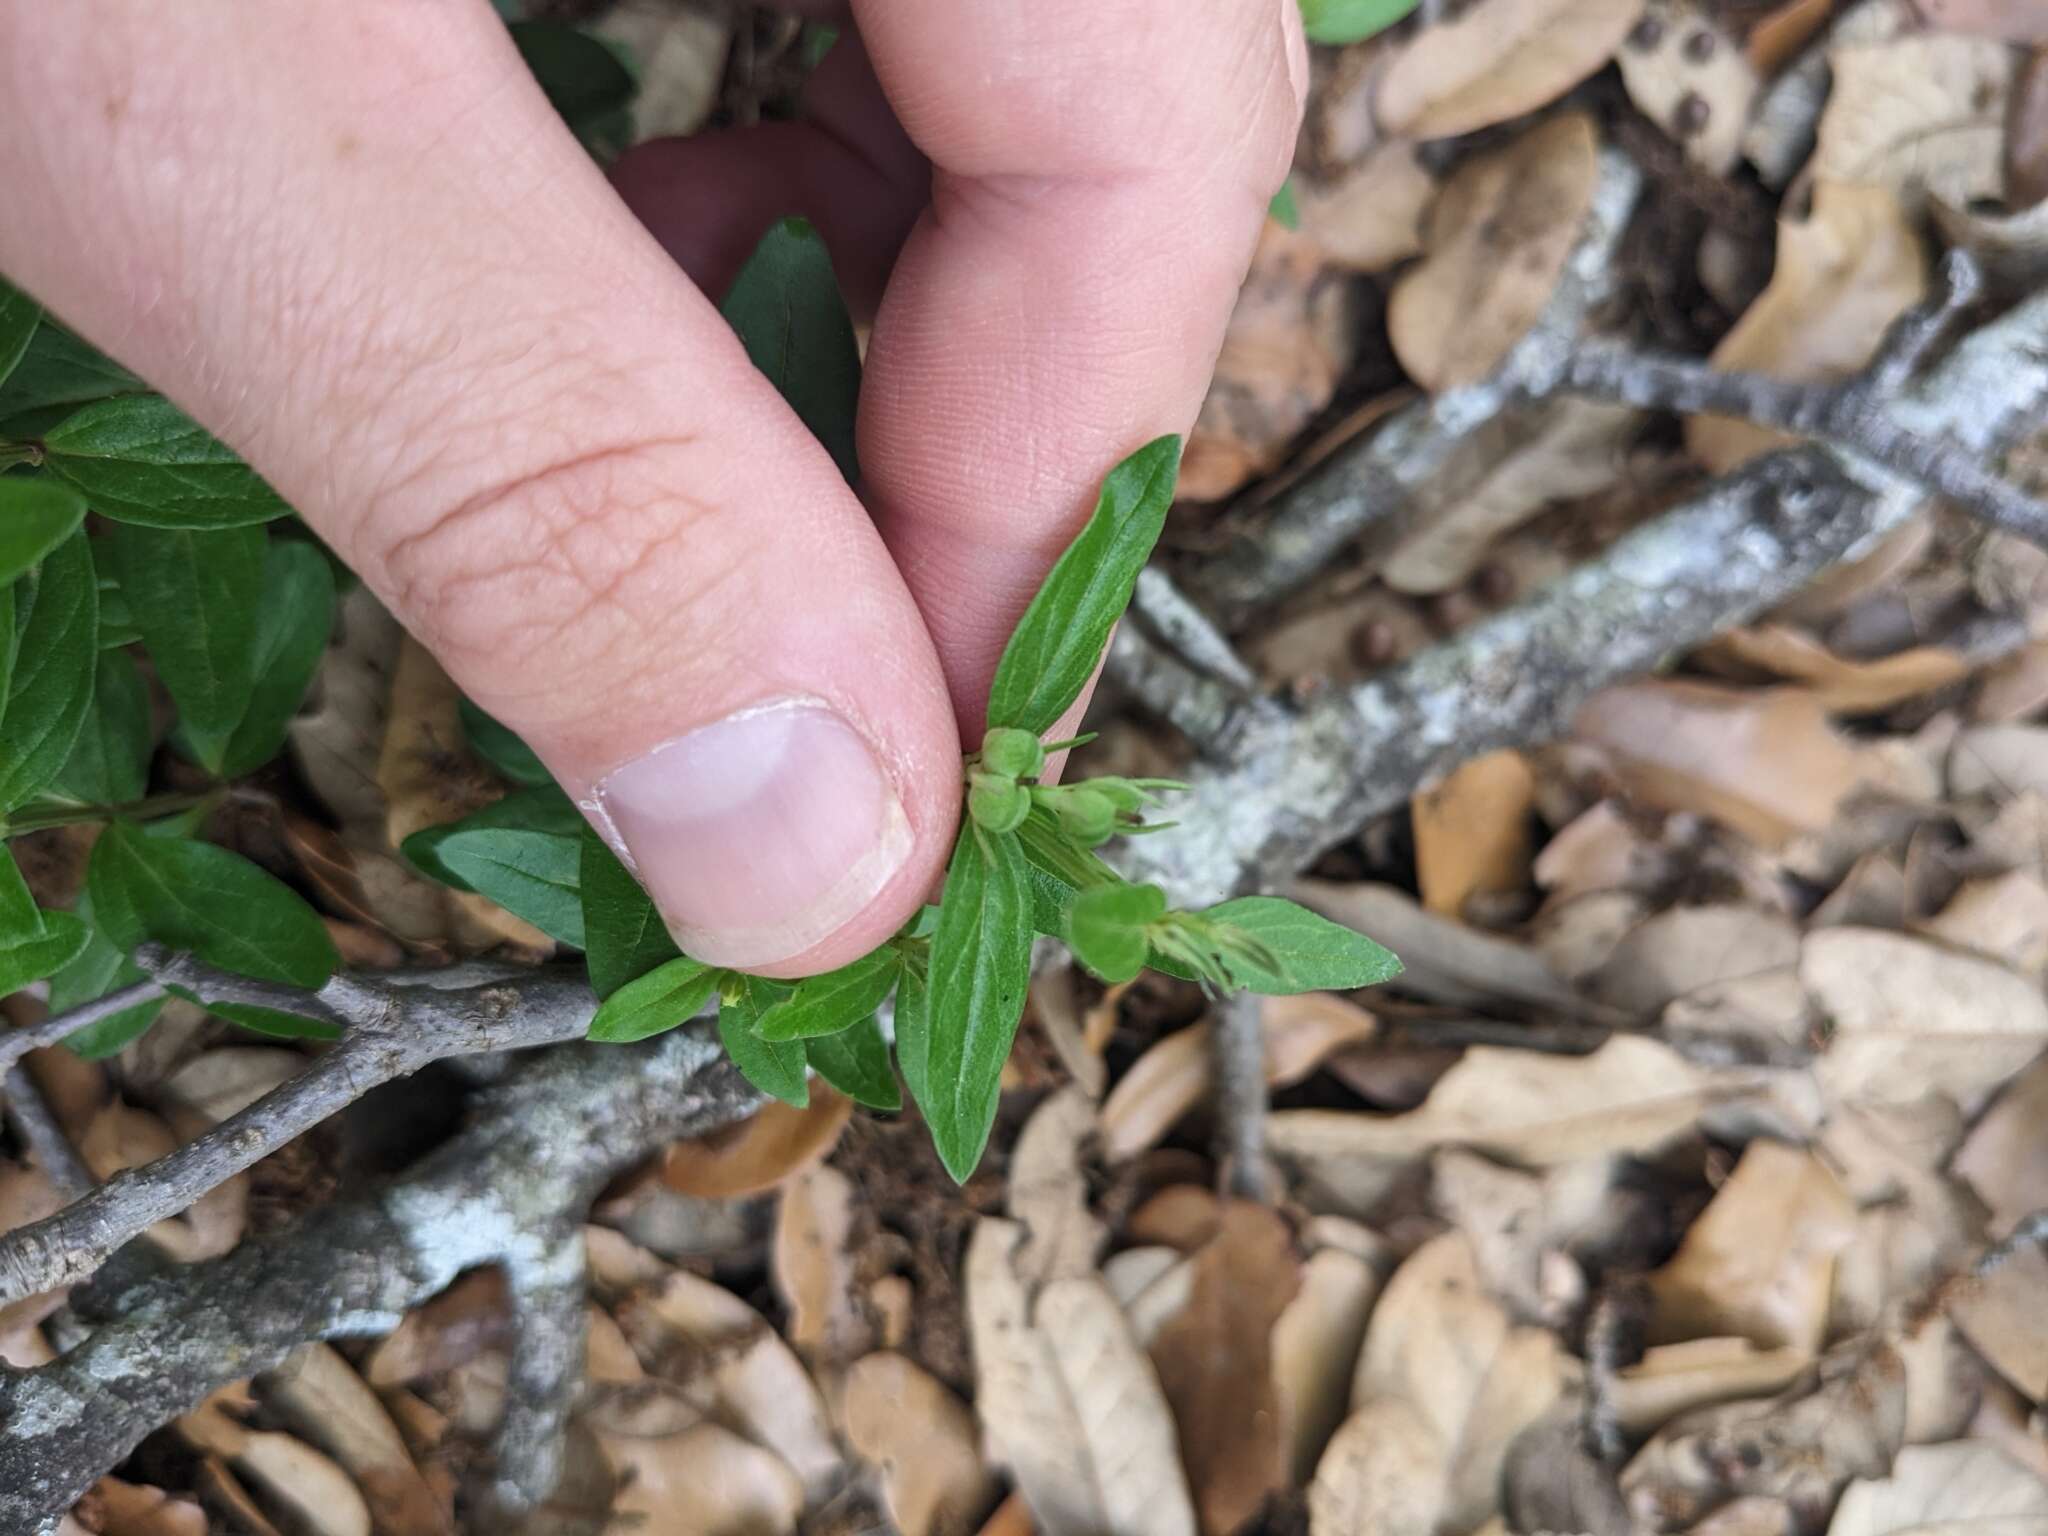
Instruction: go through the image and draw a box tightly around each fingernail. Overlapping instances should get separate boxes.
[593,702,912,968]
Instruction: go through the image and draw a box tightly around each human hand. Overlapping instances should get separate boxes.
[0,0,1303,975]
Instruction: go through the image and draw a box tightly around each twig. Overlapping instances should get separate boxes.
[0,1025,761,1530]
[1129,568,1258,696]
[0,948,605,1308]
[0,978,168,1076]
[1105,622,1248,759]
[3,1066,92,1200]
[1212,992,1269,1201]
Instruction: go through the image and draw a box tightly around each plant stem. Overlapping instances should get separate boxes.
[2,790,215,836]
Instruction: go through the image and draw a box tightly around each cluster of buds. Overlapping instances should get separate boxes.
[965,727,1183,844]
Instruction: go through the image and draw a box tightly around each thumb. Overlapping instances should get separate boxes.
[0,1,959,975]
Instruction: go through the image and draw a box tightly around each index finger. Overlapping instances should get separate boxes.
[851,0,1306,731]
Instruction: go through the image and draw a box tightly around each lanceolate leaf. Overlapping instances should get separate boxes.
[893,960,930,1113]
[1154,896,1404,995]
[461,697,555,789]
[401,785,583,890]
[754,945,901,1042]
[51,648,152,806]
[722,218,862,483]
[0,279,40,391]
[42,393,290,528]
[0,322,142,424]
[435,825,585,948]
[0,848,90,997]
[806,1018,900,1110]
[923,821,1034,1183]
[216,538,336,776]
[0,530,98,814]
[0,476,87,587]
[985,435,1181,735]
[588,953,718,1044]
[107,521,264,770]
[719,976,808,1106]
[579,825,681,999]
[88,821,337,988]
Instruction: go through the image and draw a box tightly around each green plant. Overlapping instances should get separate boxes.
[1295,0,1423,46]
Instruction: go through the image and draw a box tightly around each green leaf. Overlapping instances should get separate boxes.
[723,218,862,483]
[1297,0,1422,43]
[401,785,583,889]
[579,825,680,999]
[0,322,142,423]
[51,648,152,806]
[0,279,41,391]
[93,544,140,649]
[754,946,900,1042]
[87,820,338,988]
[922,822,1033,1183]
[436,824,585,948]
[719,977,808,1106]
[216,539,336,776]
[510,21,637,158]
[42,394,290,528]
[0,848,91,996]
[1157,896,1403,994]
[892,959,930,1112]
[1268,178,1301,229]
[460,697,555,789]
[1066,880,1166,985]
[985,435,1182,734]
[807,1018,900,1110]
[107,521,263,770]
[588,953,718,1043]
[0,530,98,814]
[47,893,162,1058]
[0,477,86,587]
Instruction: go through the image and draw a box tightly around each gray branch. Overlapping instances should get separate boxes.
[0,948,606,1308]
[0,1024,760,1531]
[1213,991,1269,1201]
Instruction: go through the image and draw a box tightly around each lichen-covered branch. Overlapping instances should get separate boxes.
[0,1024,760,1532]
[0,948,606,1308]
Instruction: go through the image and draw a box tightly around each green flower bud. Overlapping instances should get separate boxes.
[980,726,1046,780]
[968,773,1032,834]
[1055,787,1117,846]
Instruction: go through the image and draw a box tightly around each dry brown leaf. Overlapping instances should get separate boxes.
[1389,113,1600,392]
[965,1217,1198,1536]
[1802,927,2048,1113]
[1617,0,1758,172]
[659,1089,852,1200]
[1534,891,1654,985]
[587,1305,645,1384]
[1613,1338,1814,1437]
[261,1343,450,1536]
[1349,1232,1574,1533]
[1950,724,2048,801]
[1811,31,2013,210]
[1412,751,1538,917]
[1380,396,1637,594]
[1294,143,1436,274]
[2015,44,2048,208]
[1028,966,1115,1099]
[1921,871,2048,981]
[615,1270,841,1498]
[1309,1396,1447,1536]
[1591,904,1802,1019]
[86,1477,209,1536]
[1697,627,1971,712]
[974,1491,1036,1536]
[842,1353,997,1536]
[1534,801,1673,901]
[1972,642,2048,723]
[1180,224,1358,503]
[1826,1439,2048,1536]
[591,0,730,139]
[1951,1249,2048,1402]
[1147,1203,1303,1536]
[1686,184,1926,473]
[1100,996,1378,1162]
[180,1401,373,1536]
[1951,1055,2048,1236]
[363,1269,509,1388]
[1431,1149,1598,1327]
[1126,1186,1224,1253]
[1377,0,1645,140]
[599,1421,804,1536]
[1269,1035,1812,1180]
[1747,0,1837,75]
[1911,0,2048,42]
[1290,880,1595,1017]
[1272,1249,1383,1488]
[1008,1086,1106,1289]
[773,1164,871,1373]
[1575,681,1883,846]
[1647,1141,1857,1353]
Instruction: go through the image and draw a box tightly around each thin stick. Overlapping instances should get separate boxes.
[1213,991,1269,1201]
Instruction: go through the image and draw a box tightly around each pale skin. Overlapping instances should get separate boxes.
[0,0,1305,976]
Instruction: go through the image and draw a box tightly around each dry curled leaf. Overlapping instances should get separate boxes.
[1686,183,1926,474]
[1921,870,2048,982]
[773,1164,871,1373]
[599,1421,804,1536]
[1617,0,1758,173]
[1390,113,1600,393]
[1272,1249,1383,1488]
[1950,1249,2048,1402]
[966,1217,1197,1536]
[261,1344,450,1536]
[1647,1141,1857,1354]
[1590,904,1802,1020]
[1377,0,1646,140]
[1826,1439,2048,1536]
[1612,1338,1814,1437]
[1007,1086,1107,1289]
[82,1477,209,1536]
[1147,1203,1303,1536]
[1309,1396,1447,1536]
[1811,30,2013,210]
[1293,143,1436,274]
[1412,750,1537,917]
[659,1088,852,1200]
[1695,626,1971,713]
[1950,1055,2048,1235]
[180,1401,373,1536]
[842,1353,998,1536]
